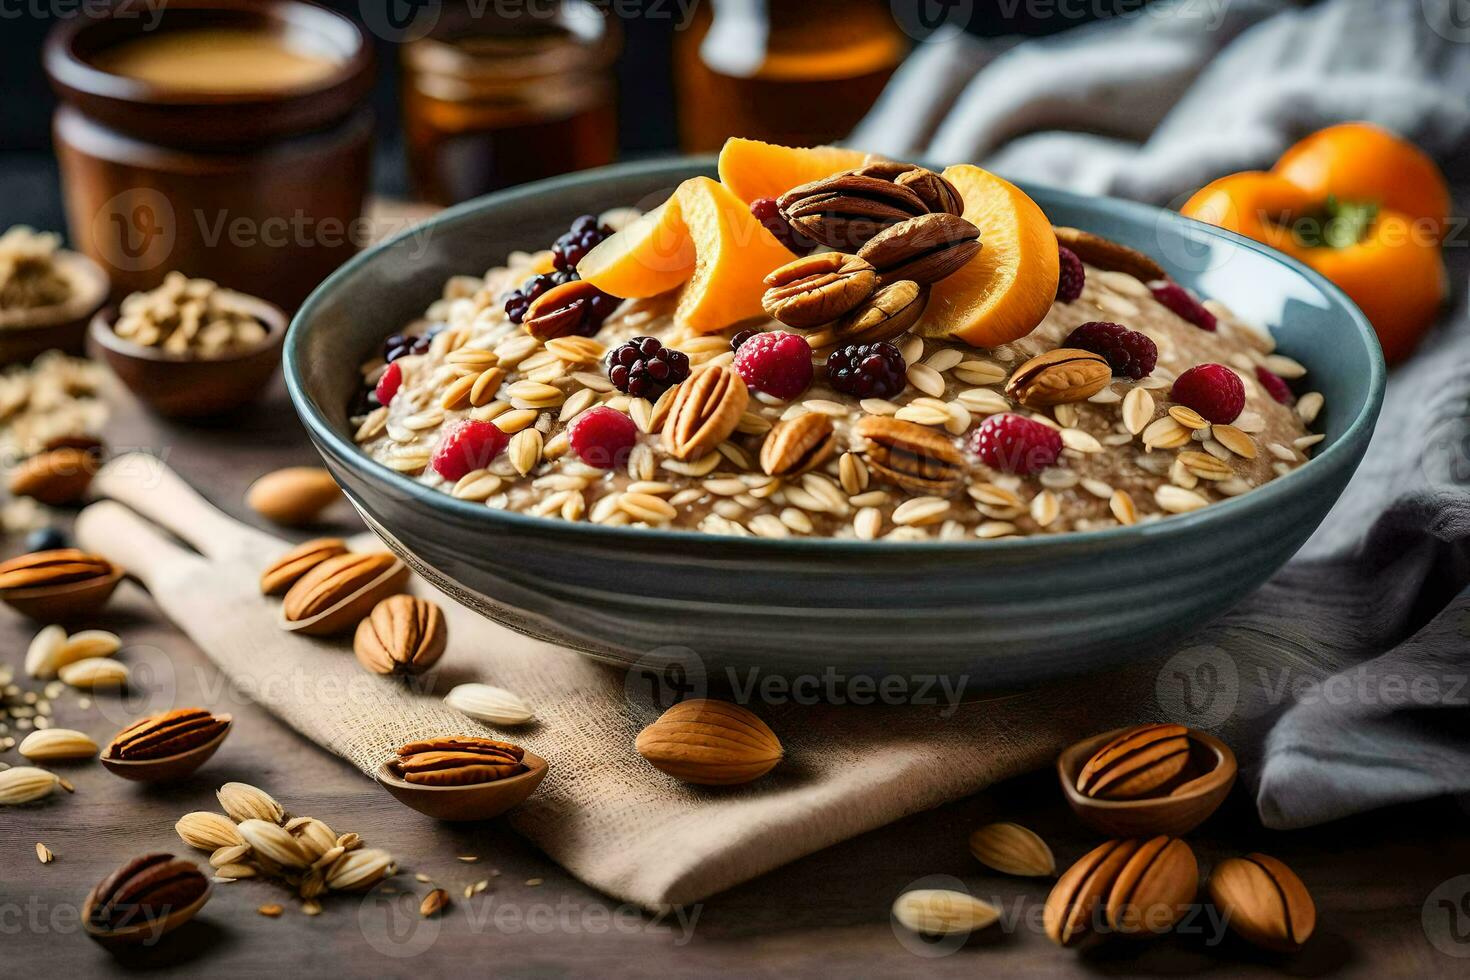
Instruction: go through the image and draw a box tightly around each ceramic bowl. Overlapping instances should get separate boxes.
[0,249,109,365]
[90,292,287,418]
[285,159,1385,688]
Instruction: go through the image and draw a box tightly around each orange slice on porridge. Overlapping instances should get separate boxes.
[674,176,796,333]
[577,199,697,298]
[717,138,872,204]
[915,165,1060,347]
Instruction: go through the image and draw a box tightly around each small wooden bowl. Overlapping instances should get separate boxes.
[1058,726,1236,838]
[0,250,109,365]
[89,293,287,418]
[82,879,211,948]
[377,751,549,821]
[100,716,232,782]
[0,561,123,621]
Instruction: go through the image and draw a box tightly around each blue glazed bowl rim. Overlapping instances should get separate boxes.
[286,157,1386,555]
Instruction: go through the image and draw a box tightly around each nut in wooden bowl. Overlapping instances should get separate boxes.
[377,737,548,821]
[278,551,409,636]
[1044,836,1199,947]
[8,445,102,506]
[83,853,211,948]
[1057,724,1236,838]
[0,548,123,621]
[101,708,232,782]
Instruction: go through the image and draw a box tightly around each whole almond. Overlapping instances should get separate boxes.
[635,699,782,786]
[1044,836,1198,945]
[0,766,60,804]
[354,595,447,676]
[19,728,98,761]
[9,447,99,505]
[1006,349,1112,407]
[661,365,748,461]
[176,811,246,851]
[892,889,1000,936]
[260,538,348,596]
[759,413,836,477]
[58,657,128,690]
[1208,853,1315,952]
[421,888,450,917]
[444,683,536,726]
[969,822,1056,877]
[246,467,341,526]
[1076,723,1191,799]
[217,782,285,824]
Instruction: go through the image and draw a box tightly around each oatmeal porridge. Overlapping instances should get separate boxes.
[351,155,1322,542]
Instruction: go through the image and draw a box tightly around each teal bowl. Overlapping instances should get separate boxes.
[285,159,1384,688]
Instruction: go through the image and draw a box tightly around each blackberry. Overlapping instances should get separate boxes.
[383,329,435,362]
[606,336,691,398]
[730,328,760,352]
[504,269,579,324]
[825,342,906,399]
[750,198,818,255]
[552,214,614,272]
[1062,321,1157,379]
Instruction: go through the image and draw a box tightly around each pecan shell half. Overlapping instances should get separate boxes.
[353,595,447,676]
[858,213,982,286]
[777,172,929,250]
[854,416,966,496]
[830,280,929,345]
[1075,722,1191,799]
[87,853,209,932]
[390,736,527,786]
[106,708,231,761]
[761,253,878,328]
[259,537,348,596]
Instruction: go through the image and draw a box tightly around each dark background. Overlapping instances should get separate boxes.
[0,0,1130,233]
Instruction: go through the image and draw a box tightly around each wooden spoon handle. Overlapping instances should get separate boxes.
[74,500,201,586]
[91,453,280,560]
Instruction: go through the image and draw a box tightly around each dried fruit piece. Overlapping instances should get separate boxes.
[260,538,348,596]
[1208,853,1315,952]
[354,595,447,676]
[1062,321,1157,379]
[568,406,638,470]
[1076,723,1191,800]
[1150,281,1217,331]
[1171,364,1245,424]
[430,419,510,482]
[390,736,528,786]
[826,341,907,399]
[856,415,966,496]
[605,335,690,398]
[892,889,1000,936]
[107,708,230,760]
[1056,244,1086,302]
[969,822,1056,877]
[733,331,814,400]
[635,699,782,786]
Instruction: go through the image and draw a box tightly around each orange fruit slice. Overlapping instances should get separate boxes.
[577,199,697,299]
[916,165,1059,347]
[674,176,796,334]
[717,138,872,204]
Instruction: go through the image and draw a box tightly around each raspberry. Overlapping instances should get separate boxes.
[1172,363,1245,423]
[504,269,578,324]
[1255,365,1294,405]
[750,198,817,256]
[1150,281,1217,331]
[969,414,1063,475]
[552,214,614,272]
[1062,321,1157,379]
[568,406,637,470]
[430,419,508,482]
[375,361,403,406]
[826,342,906,399]
[1056,245,1085,303]
[606,336,691,398]
[734,330,814,400]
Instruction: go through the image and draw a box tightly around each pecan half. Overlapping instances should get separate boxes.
[661,365,748,461]
[390,736,527,786]
[522,280,605,341]
[760,413,836,477]
[761,253,878,328]
[0,549,112,590]
[106,708,231,760]
[777,172,929,250]
[854,416,966,496]
[896,167,965,216]
[858,213,982,286]
[259,537,348,596]
[1005,349,1111,407]
[1053,226,1167,283]
[1075,723,1190,799]
[353,595,447,676]
[282,551,401,623]
[87,853,209,933]
[1044,837,1198,945]
[831,280,928,345]
[8,447,100,506]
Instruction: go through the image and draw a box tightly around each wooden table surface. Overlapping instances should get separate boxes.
[2,375,1467,979]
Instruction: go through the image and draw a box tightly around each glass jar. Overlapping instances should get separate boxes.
[401,1,620,205]
[675,0,907,152]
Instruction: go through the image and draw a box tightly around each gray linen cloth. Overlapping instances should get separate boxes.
[855,0,1470,827]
